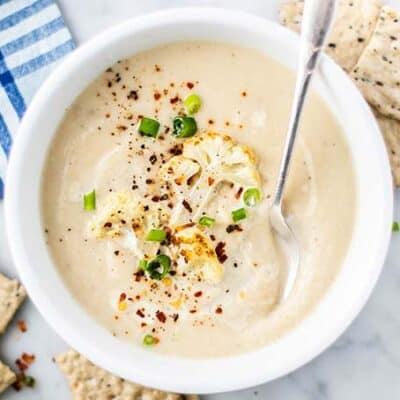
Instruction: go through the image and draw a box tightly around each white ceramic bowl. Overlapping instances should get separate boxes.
[5,8,393,394]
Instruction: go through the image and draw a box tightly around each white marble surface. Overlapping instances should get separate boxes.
[1,0,400,398]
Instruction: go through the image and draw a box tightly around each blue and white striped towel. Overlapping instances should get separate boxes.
[0,0,75,199]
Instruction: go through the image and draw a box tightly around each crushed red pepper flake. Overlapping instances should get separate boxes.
[194,291,202,298]
[186,82,194,89]
[136,309,145,318]
[156,311,167,323]
[154,92,161,101]
[119,292,127,302]
[226,224,243,234]
[17,320,27,333]
[215,307,223,314]
[215,242,228,263]
[182,199,193,213]
[235,187,244,199]
[170,96,180,104]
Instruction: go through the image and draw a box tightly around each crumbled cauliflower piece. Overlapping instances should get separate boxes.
[161,132,261,224]
[172,225,224,284]
[89,191,167,259]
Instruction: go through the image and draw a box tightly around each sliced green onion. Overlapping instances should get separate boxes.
[393,221,399,232]
[138,259,148,271]
[83,190,96,211]
[138,117,160,138]
[172,116,197,138]
[146,229,167,242]
[184,93,202,115]
[243,188,261,207]
[143,334,156,346]
[146,255,171,280]
[232,208,247,222]
[199,216,215,227]
[24,376,35,388]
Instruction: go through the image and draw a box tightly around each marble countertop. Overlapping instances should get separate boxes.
[1,1,400,399]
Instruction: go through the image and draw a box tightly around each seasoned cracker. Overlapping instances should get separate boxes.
[0,360,16,393]
[56,350,198,400]
[375,111,400,186]
[351,6,400,120]
[0,273,26,334]
[279,0,381,72]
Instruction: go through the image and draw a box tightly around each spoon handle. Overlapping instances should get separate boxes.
[272,0,337,207]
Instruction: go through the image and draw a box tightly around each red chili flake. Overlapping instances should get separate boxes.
[215,307,223,314]
[155,65,161,72]
[156,311,167,323]
[154,92,161,101]
[151,195,160,202]
[21,354,35,366]
[149,154,157,164]
[210,234,216,241]
[182,199,193,213]
[117,125,127,131]
[127,90,139,100]
[15,359,28,372]
[235,187,244,199]
[134,270,144,282]
[145,179,154,185]
[226,224,243,234]
[241,91,247,97]
[208,177,215,186]
[103,222,112,228]
[215,242,228,263]
[189,309,197,314]
[186,82,194,89]
[172,313,179,322]
[194,291,202,298]
[159,194,169,201]
[17,320,27,333]
[136,309,145,318]
[170,96,180,104]
[119,293,127,302]
[208,119,214,125]
[169,144,183,156]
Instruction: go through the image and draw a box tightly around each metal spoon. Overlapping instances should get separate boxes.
[270,0,337,301]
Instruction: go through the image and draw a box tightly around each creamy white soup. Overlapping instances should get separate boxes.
[41,41,355,358]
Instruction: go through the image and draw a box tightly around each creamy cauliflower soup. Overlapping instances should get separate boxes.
[41,41,355,357]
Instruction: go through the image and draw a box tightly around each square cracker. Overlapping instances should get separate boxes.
[0,273,26,334]
[56,350,198,400]
[279,0,381,72]
[0,360,16,393]
[351,6,400,120]
[375,111,400,186]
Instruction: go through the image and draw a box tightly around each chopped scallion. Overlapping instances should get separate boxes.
[172,116,197,138]
[138,259,148,271]
[146,229,167,242]
[138,117,160,138]
[143,334,156,346]
[232,208,247,222]
[243,188,261,207]
[83,190,96,211]
[146,255,171,280]
[199,216,215,227]
[393,221,399,232]
[184,93,202,115]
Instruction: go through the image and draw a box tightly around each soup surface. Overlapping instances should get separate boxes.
[42,41,355,357]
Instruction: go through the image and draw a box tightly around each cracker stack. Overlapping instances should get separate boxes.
[280,0,400,186]
[0,273,26,393]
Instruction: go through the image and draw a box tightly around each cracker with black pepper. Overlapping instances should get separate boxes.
[56,349,198,400]
[279,0,381,72]
[352,6,400,119]
[375,112,400,186]
[0,360,16,393]
[0,273,26,334]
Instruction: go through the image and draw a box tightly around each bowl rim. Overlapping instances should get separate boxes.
[4,7,393,394]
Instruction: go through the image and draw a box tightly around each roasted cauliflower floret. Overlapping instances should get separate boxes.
[89,191,167,259]
[161,132,262,224]
[173,225,224,284]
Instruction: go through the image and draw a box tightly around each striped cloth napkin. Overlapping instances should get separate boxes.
[0,0,75,199]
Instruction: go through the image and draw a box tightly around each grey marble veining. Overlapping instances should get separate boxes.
[0,1,399,398]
